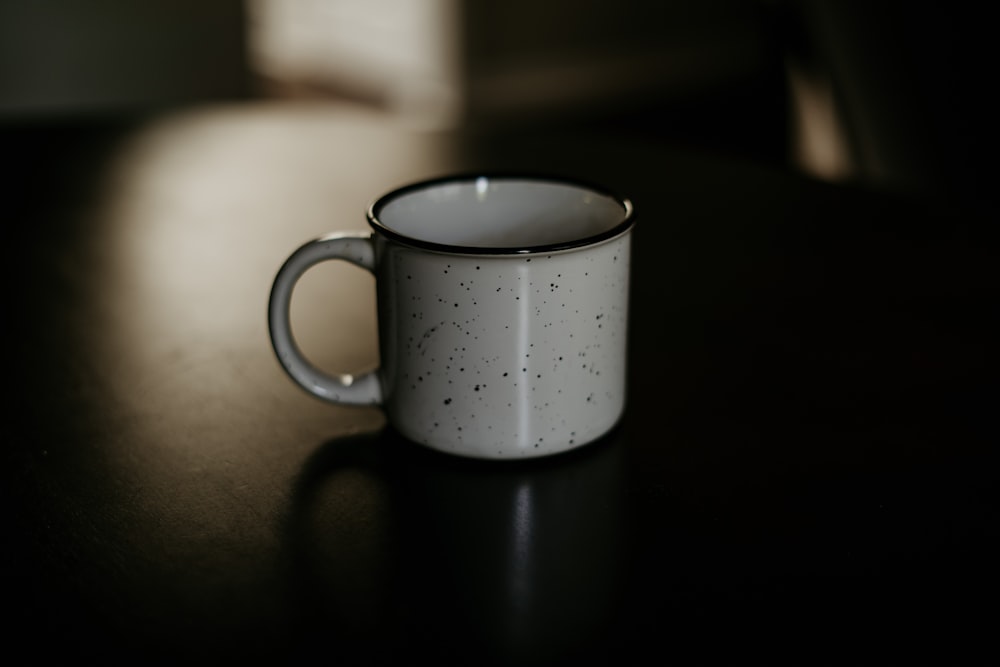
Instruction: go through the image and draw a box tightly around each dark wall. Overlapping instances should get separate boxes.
[0,1,248,115]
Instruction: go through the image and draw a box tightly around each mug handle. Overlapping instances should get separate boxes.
[268,233,383,405]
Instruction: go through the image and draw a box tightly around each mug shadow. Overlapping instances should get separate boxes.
[283,425,628,665]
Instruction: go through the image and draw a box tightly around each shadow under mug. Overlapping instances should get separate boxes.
[269,174,635,459]
[283,424,627,664]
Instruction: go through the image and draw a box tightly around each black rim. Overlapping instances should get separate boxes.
[366,173,635,256]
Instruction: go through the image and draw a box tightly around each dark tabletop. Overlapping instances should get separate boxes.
[3,104,996,665]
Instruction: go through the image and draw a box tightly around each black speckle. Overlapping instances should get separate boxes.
[444,398,452,405]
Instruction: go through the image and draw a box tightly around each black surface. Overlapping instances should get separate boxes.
[3,108,996,665]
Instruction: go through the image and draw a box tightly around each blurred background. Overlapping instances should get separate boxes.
[0,0,989,209]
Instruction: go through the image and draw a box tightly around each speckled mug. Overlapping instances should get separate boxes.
[269,175,635,459]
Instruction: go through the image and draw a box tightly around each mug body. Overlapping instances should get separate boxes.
[370,176,634,459]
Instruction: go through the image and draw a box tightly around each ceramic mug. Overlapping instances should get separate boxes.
[268,174,635,459]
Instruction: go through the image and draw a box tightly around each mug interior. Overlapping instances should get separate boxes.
[370,176,632,253]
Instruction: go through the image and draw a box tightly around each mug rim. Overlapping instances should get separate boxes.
[366,172,635,256]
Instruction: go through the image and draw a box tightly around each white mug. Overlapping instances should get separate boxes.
[269,175,635,459]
